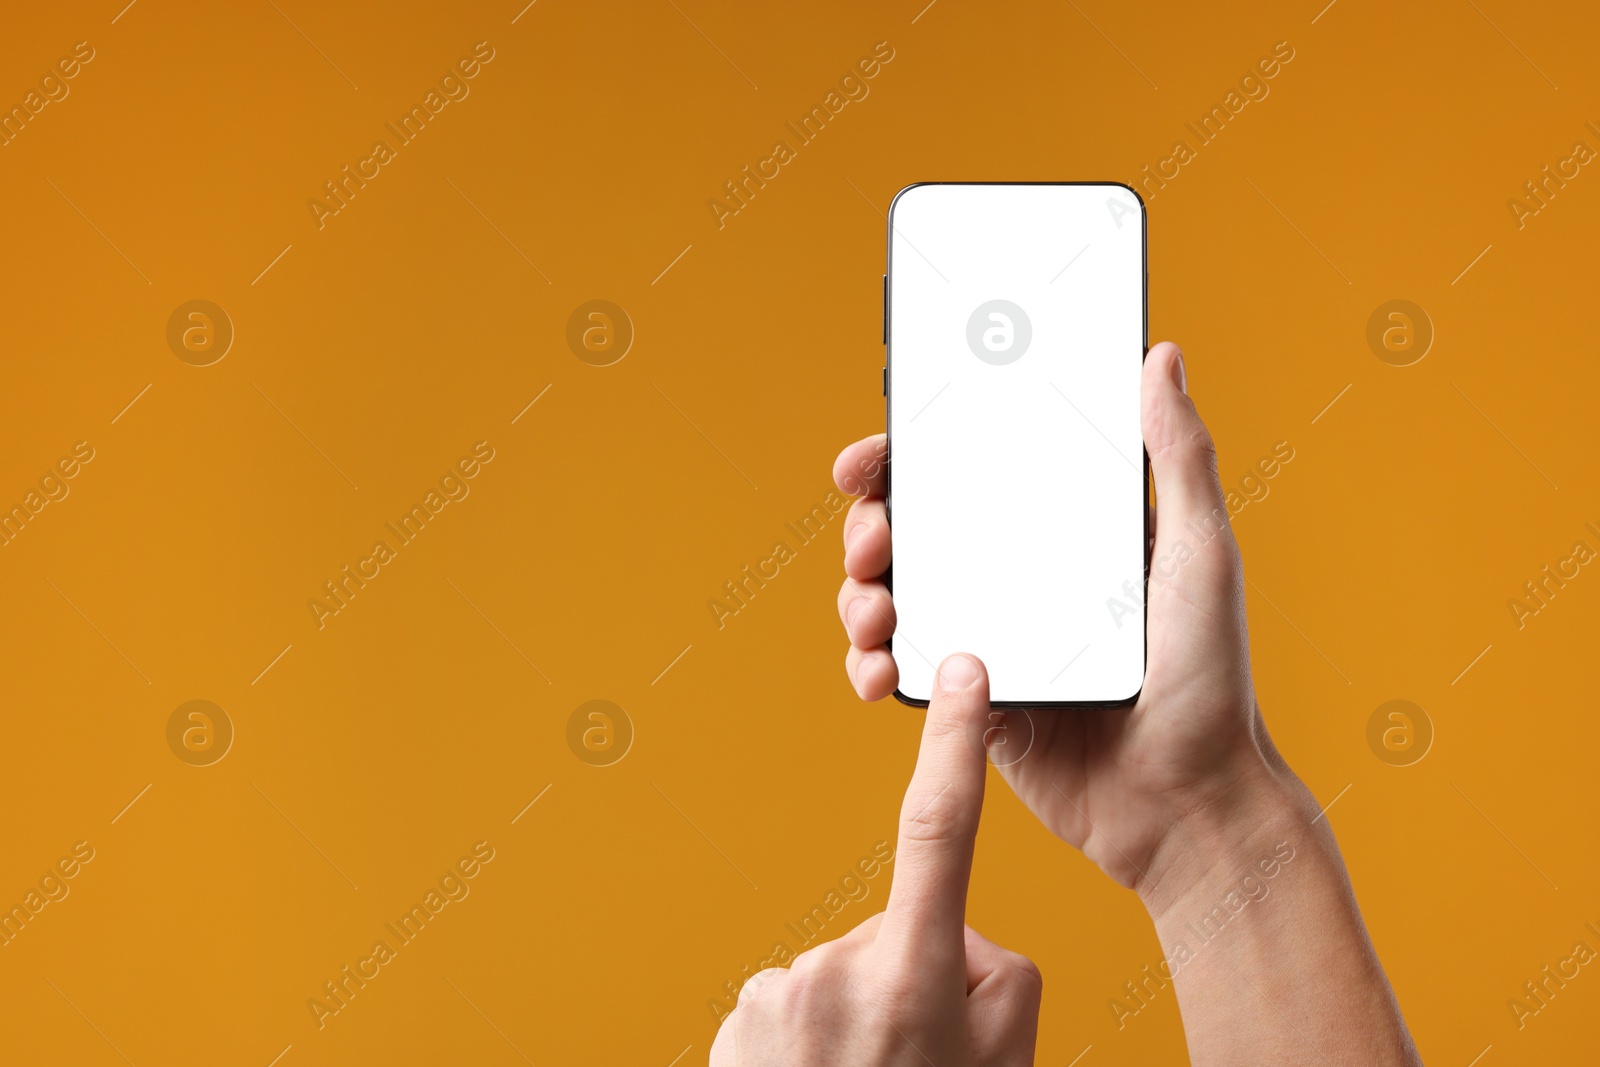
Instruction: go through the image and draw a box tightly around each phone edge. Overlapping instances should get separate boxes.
[883,180,1150,710]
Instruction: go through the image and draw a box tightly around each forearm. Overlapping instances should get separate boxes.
[1138,760,1421,1065]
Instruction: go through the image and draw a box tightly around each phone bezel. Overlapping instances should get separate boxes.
[884,181,1150,709]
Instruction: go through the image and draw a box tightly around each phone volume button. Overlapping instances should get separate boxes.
[882,274,888,346]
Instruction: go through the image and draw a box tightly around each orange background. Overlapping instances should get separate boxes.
[3,0,1598,1063]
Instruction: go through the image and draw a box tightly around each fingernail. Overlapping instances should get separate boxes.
[846,596,868,628]
[937,654,981,691]
[1170,349,1187,395]
[845,523,866,548]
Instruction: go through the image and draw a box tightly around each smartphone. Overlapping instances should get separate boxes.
[885,182,1147,707]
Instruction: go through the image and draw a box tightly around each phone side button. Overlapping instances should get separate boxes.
[882,367,887,396]
[882,274,888,345]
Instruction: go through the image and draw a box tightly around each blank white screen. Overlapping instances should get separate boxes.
[888,183,1146,704]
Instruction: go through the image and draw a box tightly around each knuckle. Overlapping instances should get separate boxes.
[779,970,814,1008]
[1150,417,1216,465]
[844,587,894,644]
[846,496,880,527]
[736,967,789,1011]
[900,785,971,845]
[901,809,957,847]
[837,579,862,625]
[787,945,828,982]
[1157,422,1216,465]
[781,948,847,1009]
[1008,955,1044,997]
[1188,426,1221,476]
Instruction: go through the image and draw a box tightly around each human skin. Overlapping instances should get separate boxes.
[711,341,1421,1064]
[708,652,1042,1066]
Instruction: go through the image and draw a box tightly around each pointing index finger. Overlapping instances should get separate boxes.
[876,654,991,972]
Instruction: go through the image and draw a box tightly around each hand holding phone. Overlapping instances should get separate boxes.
[836,342,1271,894]
[836,346,1422,1063]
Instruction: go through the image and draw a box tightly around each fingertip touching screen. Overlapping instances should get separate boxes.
[887,182,1146,706]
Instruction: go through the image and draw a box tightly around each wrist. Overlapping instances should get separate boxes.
[1126,734,1422,1065]
[1135,747,1317,926]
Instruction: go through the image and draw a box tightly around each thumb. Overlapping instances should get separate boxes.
[1142,342,1229,543]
